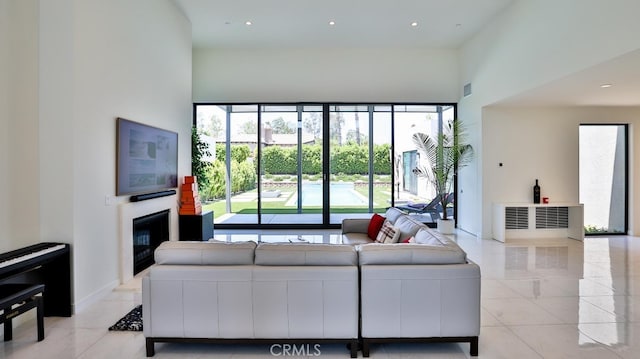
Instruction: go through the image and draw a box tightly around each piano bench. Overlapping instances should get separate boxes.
[0,284,45,342]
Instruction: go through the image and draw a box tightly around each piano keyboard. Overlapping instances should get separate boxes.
[0,244,67,269]
[0,242,72,316]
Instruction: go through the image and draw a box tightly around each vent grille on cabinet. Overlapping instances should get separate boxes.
[505,207,528,229]
[536,207,569,229]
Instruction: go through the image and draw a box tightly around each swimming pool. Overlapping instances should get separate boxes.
[285,182,368,207]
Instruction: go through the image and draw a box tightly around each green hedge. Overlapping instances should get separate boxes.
[261,146,297,175]
[202,159,256,200]
[203,160,226,199]
[260,143,390,175]
[215,144,251,163]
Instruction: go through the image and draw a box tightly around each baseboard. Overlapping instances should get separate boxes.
[456,227,478,238]
[73,279,120,314]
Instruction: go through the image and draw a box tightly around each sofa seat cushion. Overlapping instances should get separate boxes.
[255,243,357,266]
[154,240,256,265]
[342,232,374,245]
[358,243,467,265]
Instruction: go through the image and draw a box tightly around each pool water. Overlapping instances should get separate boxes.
[286,182,368,207]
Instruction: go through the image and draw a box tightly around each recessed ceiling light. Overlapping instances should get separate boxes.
[600,83,612,88]
[245,20,252,26]
[410,21,418,27]
[328,20,336,26]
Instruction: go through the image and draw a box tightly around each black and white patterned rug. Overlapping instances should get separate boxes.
[108,305,142,331]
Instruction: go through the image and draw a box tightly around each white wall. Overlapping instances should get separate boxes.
[458,0,640,236]
[3,0,192,310]
[0,0,9,250]
[73,0,192,308]
[0,0,40,252]
[481,107,579,240]
[39,0,75,247]
[481,106,640,239]
[193,48,458,103]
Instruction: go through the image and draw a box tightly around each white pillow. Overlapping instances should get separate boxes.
[375,221,401,244]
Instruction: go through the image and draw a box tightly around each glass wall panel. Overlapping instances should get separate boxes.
[259,105,324,224]
[329,106,371,223]
[195,105,259,225]
[372,108,392,214]
[260,107,298,224]
[228,106,259,223]
[392,106,440,223]
[299,106,324,223]
[194,105,228,224]
[394,106,438,222]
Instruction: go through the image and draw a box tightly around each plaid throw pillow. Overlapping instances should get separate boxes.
[375,221,400,243]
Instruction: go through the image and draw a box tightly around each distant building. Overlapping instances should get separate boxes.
[214,124,316,153]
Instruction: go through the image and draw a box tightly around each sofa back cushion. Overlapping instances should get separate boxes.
[413,228,446,245]
[384,207,406,224]
[154,240,256,265]
[393,216,424,240]
[255,243,357,266]
[358,242,467,265]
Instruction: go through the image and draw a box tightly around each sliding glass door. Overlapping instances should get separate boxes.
[328,106,371,223]
[392,105,455,223]
[194,103,456,228]
[260,105,324,224]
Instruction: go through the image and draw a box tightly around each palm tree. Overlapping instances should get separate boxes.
[411,119,473,221]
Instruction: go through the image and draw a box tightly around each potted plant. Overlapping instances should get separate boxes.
[411,119,474,234]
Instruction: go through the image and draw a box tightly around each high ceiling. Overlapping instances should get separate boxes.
[175,0,640,107]
[174,0,513,49]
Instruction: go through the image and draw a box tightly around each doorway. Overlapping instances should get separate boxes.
[579,124,627,234]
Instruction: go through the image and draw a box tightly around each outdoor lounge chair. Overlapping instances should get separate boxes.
[394,193,452,222]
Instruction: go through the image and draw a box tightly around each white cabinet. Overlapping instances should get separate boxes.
[493,203,584,242]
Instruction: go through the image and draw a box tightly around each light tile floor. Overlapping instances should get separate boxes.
[2,230,640,358]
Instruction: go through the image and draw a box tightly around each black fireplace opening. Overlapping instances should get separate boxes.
[133,210,169,275]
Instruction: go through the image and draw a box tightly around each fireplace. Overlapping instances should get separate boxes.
[132,210,169,275]
[118,195,177,284]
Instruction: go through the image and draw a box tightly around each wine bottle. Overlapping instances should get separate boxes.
[533,179,541,204]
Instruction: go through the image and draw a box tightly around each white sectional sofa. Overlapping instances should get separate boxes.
[358,243,480,356]
[343,207,480,356]
[142,207,480,357]
[142,241,360,357]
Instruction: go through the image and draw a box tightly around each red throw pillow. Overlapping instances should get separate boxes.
[401,236,413,243]
[367,213,385,240]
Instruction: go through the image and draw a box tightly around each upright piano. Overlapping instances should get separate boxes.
[0,242,72,316]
